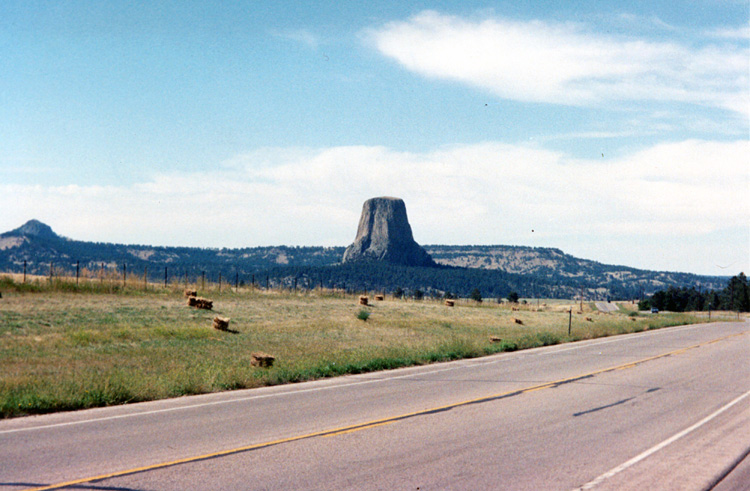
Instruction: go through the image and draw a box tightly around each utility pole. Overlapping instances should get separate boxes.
[580,285,584,312]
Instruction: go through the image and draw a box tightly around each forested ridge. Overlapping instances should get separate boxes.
[0,220,729,299]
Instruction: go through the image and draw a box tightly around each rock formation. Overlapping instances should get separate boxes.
[342,197,435,267]
[5,219,59,240]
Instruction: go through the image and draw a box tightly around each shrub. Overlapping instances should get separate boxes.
[357,309,371,321]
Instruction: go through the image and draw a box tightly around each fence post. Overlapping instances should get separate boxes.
[23,260,27,283]
[235,271,239,290]
[144,266,148,290]
[218,273,222,292]
[76,261,80,286]
[164,267,168,288]
[49,262,53,284]
[568,309,572,336]
[123,263,127,287]
[100,263,104,284]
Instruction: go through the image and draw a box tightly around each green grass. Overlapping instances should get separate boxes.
[0,275,725,418]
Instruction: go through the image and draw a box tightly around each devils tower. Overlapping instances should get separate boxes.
[342,197,435,267]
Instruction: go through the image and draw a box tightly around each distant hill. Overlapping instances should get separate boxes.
[424,245,720,295]
[0,220,728,299]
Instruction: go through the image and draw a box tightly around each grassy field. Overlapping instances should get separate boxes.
[0,275,733,419]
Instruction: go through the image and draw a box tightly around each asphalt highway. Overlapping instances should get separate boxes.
[1,321,748,490]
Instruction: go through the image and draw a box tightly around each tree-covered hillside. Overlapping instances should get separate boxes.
[0,220,728,299]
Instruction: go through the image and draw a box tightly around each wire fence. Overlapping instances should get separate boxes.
[5,259,408,299]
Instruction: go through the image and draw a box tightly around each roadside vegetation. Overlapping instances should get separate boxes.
[638,273,749,313]
[0,275,735,419]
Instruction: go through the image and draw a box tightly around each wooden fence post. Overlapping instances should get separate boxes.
[568,309,572,336]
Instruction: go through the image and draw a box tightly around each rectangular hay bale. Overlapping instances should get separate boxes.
[251,352,275,368]
[213,316,230,331]
[187,296,213,310]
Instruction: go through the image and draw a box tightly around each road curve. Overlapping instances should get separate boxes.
[1,321,748,490]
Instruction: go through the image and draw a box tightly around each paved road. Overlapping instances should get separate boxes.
[2,321,748,490]
[594,301,620,313]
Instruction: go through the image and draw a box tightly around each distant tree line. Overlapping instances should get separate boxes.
[257,261,613,299]
[638,273,749,312]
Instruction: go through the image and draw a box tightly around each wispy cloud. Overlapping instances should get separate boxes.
[367,11,749,115]
[3,140,747,274]
[705,24,750,40]
[269,28,320,49]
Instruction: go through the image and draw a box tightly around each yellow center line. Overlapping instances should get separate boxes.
[23,330,748,491]
[324,420,396,437]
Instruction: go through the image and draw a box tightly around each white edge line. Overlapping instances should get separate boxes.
[576,388,750,490]
[0,321,734,435]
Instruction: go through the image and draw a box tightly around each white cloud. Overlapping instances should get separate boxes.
[2,140,747,275]
[367,11,749,115]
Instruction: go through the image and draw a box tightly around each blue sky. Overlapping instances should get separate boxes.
[1,1,748,276]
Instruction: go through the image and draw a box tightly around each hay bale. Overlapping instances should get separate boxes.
[187,296,213,310]
[251,352,275,368]
[213,316,230,331]
[359,296,369,306]
[197,298,213,310]
[375,294,385,301]
[184,289,197,298]
[514,318,524,325]
[489,336,502,343]
[445,299,455,307]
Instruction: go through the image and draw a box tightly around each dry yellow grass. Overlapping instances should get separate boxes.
[0,280,719,418]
